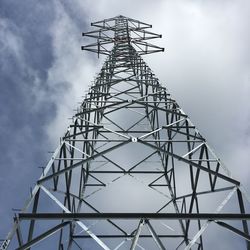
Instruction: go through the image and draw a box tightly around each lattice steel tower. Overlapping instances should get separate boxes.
[1,15,250,250]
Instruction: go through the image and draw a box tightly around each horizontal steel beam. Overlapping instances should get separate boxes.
[73,234,184,238]
[19,213,250,220]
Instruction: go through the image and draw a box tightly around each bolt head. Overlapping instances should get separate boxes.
[132,137,138,143]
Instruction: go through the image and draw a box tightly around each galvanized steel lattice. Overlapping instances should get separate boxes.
[1,15,250,250]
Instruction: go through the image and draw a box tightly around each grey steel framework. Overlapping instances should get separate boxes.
[1,15,250,250]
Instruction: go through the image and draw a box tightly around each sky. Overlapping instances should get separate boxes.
[0,0,250,248]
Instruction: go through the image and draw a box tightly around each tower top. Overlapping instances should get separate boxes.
[81,15,164,56]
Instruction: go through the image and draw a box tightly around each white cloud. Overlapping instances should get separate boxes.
[0,17,25,69]
[0,17,52,113]
[44,0,104,145]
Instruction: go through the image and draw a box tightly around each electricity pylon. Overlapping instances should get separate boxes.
[1,15,250,250]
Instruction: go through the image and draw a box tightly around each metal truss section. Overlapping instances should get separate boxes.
[1,15,250,250]
[81,15,164,56]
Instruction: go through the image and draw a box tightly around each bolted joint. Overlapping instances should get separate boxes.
[131,137,138,143]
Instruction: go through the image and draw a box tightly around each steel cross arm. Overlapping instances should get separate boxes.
[91,24,151,32]
[215,221,250,241]
[18,213,250,220]
[37,140,129,184]
[132,40,164,51]
[131,29,162,38]
[82,35,113,42]
[88,170,166,174]
[175,186,236,201]
[75,100,127,116]
[138,118,187,140]
[133,100,188,118]
[139,140,240,185]
[16,221,70,250]
[72,234,184,238]
[91,16,152,29]
[76,116,130,140]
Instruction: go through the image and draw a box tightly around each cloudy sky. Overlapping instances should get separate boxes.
[0,0,250,246]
